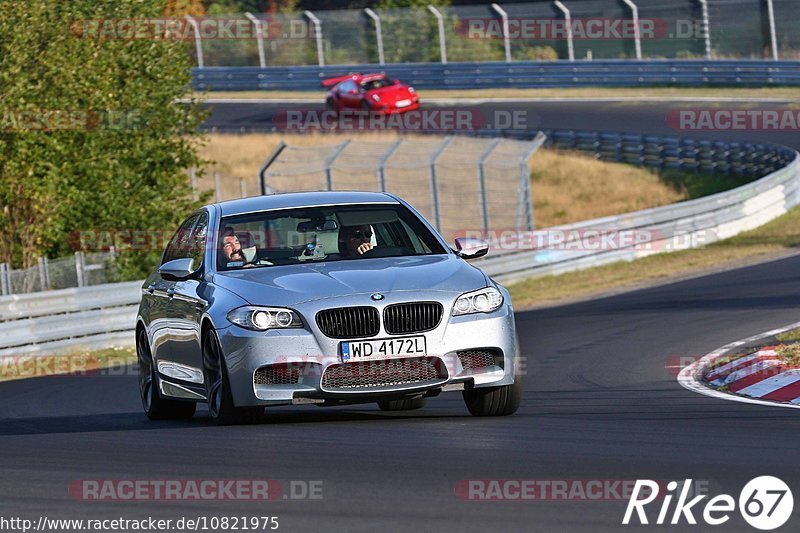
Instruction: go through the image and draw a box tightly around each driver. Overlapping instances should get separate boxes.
[339,225,375,257]
[221,227,254,268]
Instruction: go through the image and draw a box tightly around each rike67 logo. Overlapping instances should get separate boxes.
[623,476,793,530]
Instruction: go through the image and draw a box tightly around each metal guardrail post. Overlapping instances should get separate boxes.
[621,0,642,60]
[245,13,267,68]
[697,0,712,60]
[38,257,49,291]
[766,0,779,60]
[478,139,502,234]
[364,8,385,65]
[259,142,287,195]
[377,139,403,192]
[75,251,86,288]
[429,136,454,231]
[0,263,10,296]
[518,132,547,230]
[553,1,574,62]
[325,140,351,191]
[491,4,512,63]
[189,166,198,201]
[184,15,204,68]
[427,6,448,65]
[304,11,325,67]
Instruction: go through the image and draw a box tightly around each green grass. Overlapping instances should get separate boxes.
[776,328,800,343]
[0,347,135,382]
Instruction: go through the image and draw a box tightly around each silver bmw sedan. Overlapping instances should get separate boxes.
[136,191,522,424]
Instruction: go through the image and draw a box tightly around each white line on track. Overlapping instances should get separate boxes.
[678,321,800,409]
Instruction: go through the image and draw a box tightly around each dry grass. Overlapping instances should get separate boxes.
[194,87,800,100]
[776,344,800,367]
[530,150,686,227]
[200,133,683,228]
[776,328,800,343]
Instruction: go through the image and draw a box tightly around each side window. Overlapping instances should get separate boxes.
[162,214,199,265]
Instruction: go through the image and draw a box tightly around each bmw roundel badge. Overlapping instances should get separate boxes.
[371,293,384,301]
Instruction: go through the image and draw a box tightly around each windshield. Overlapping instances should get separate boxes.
[217,204,446,271]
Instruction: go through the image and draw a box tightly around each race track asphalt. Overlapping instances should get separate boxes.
[1,99,799,532]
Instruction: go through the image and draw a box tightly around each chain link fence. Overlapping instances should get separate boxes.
[260,134,545,242]
[0,251,116,296]
[190,1,799,67]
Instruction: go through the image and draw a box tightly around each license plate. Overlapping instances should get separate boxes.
[341,336,426,362]
[395,99,411,108]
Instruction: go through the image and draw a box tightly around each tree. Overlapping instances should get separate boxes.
[0,0,207,279]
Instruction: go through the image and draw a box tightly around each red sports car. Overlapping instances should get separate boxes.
[322,73,420,114]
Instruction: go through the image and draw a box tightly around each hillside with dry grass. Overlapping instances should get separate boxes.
[199,132,688,228]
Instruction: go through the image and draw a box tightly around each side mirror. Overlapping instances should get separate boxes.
[454,237,489,260]
[348,89,358,95]
[158,257,197,281]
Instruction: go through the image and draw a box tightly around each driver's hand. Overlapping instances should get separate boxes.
[356,243,374,255]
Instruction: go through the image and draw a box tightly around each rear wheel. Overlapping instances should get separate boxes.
[203,328,264,425]
[377,398,427,411]
[137,328,196,420]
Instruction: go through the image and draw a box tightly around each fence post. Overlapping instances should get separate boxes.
[478,139,502,235]
[184,15,204,68]
[325,140,351,191]
[621,0,642,60]
[214,172,222,202]
[518,132,547,230]
[189,166,198,201]
[239,178,247,198]
[697,0,712,60]
[75,251,86,288]
[259,142,287,195]
[0,263,10,296]
[38,257,49,290]
[491,4,512,62]
[364,8,385,65]
[427,6,447,64]
[377,139,403,192]
[304,11,325,67]
[429,136,454,231]
[766,0,779,60]
[245,12,267,68]
[553,1,575,61]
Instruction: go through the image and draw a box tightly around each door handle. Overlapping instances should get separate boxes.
[166,288,176,298]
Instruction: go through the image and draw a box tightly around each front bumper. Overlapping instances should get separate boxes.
[217,292,518,407]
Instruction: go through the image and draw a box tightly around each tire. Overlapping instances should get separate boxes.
[377,398,427,411]
[203,328,264,425]
[137,328,196,420]
[325,98,336,111]
[462,347,524,417]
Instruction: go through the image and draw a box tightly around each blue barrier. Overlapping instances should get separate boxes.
[192,60,800,91]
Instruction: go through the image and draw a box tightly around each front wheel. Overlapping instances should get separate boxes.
[203,329,264,425]
[137,328,196,420]
[462,348,523,417]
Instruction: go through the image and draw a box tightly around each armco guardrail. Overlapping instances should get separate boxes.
[2,131,798,356]
[0,281,141,357]
[192,60,800,91]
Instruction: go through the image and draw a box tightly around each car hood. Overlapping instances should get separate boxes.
[212,255,487,306]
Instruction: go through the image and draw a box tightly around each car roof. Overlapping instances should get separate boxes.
[215,191,399,217]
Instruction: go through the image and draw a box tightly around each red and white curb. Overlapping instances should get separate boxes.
[678,321,800,409]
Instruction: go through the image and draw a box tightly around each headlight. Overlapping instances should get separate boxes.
[371,94,381,101]
[452,287,503,316]
[408,86,415,93]
[227,306,303,331]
